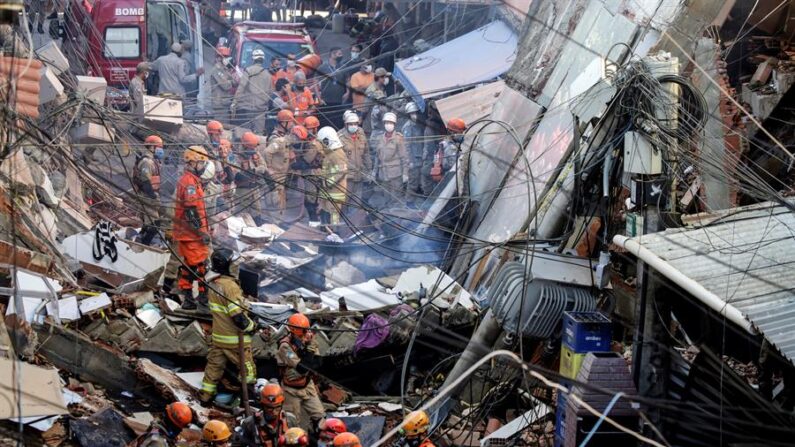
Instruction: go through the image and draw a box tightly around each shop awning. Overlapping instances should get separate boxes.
[393,20,517,111]
[434,80,505,126]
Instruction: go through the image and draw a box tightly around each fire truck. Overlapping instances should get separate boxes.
[62,0,202,104]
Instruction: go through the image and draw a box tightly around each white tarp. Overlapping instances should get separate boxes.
[394,20,517,110]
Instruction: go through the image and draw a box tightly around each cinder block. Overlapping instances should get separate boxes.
[71,122,115,144]
[75,75,107,104]
[142,95,183,131]
[39,66,64,104]
[751,58,776,86]
[35,41,69,75]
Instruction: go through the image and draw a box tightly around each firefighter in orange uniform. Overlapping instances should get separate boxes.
[173,145,212,311]
[276,313,325,432]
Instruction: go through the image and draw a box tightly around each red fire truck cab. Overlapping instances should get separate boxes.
[64,0,199,102]
[226,21,317,70]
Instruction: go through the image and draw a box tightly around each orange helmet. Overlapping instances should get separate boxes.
[216,46,231,57]
[291,125,309,141]
[446,118,466,133]
[144,135,163,147]
[242,132,259,149]
[207,120,224,135]
[281,427,309,446]
[304,116,320,130]
[402,410,430,437]
[165,402,193,428]
[277,109,295,123]
[183,145,209,163]
[332,432,362,447]
[219,139,232,157]
[287,313,310,337]
[203,420,231,442]
[260,383,285,408]
[319,418,347,441]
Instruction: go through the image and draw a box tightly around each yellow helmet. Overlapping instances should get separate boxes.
[402,410,430,437]
[203,419,231,441]
[183,145,209,163]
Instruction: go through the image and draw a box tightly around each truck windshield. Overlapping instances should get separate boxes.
[146,1,191,60]
[240,41,312,68]
[104,27,141,58]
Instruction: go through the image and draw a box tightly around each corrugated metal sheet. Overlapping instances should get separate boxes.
[630,201,795,362]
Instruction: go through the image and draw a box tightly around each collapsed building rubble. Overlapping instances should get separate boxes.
[7,0,795,446]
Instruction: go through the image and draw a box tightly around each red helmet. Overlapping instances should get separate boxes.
[206,120,224,135]
[242,132,259,149]
[260,383,285,408]
[144,135,163,147]
[291,125,309,141]
[216,46,231,57]
[304,116,320,130]
[319,418,347,441]
[165,402,193,428]
[287,313,310,337]
[446,117,466,133]
[277,109,295,123]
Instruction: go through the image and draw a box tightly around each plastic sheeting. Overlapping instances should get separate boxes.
[393,20,517,110]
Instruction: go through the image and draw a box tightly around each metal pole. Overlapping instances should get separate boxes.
[238,332,252,416]
[193,1,208,112]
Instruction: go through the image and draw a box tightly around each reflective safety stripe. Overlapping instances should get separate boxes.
[212,333,252,344]
[328,192,346,201]
[244,319,255,333]
[209,302,227,314]
[245,361,256,382]
[227,302,242,313]
[201,381,217,393]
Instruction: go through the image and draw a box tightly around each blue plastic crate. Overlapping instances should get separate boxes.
[563,311,612,353]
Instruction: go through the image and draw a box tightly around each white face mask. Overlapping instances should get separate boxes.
[347,125,358,133]
[383,77,390,86]
[351,51,359,59]
[410,113,418,121]
[384,123,395,132]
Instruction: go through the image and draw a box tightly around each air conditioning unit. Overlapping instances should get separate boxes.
[142,95,183,131]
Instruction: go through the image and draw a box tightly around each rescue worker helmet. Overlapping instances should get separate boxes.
[446,118,466,133]
[402,410,430,437]
[287,313,310,337]
[165,402,193,428]
[317,127,343,150]
[241,132,259,149]
[216,46,231,57]
[304,116,320,130]
[183,146,209,163]
[210,248,239,276]
[144,135,163,148]
[319,418,347,440]
[260,383,285,408]
[206,120,224,135]
[200,159,216,181]
[332,432,362,447]
[277,109,295,123]
[382,112,397,123]
[291,125,309,141]
[203,420,232,442]
[252,48,266,61]
[282,427,309,446]
[343,110,359,124]
[404,102,419,114]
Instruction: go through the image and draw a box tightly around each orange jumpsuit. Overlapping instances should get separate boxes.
[291,87,316,126]
[173,170,210,294]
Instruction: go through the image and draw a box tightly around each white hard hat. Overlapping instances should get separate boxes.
[343,110,360,124]
[382,112,397,123]
[317,126,343,150]
[200,160,216,181]
[252,49,265,60]
[404,102,419,114]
